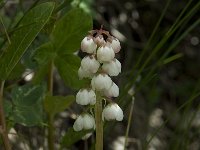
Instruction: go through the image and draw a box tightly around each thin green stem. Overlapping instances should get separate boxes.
[124,97,135,150]
[47,61,54,150]
[95,93,103,150]
[129,0,172,77]
[0,80,11,150]
[0,15,11,44]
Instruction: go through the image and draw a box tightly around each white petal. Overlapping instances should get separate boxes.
[76,89,90,105]
[73,116,83,131]
[103,105,116,121]
[104,82,119,97]
[102,59,121,76]
[83,114,95,130]
[81,37,97,54]
[113,104,124,121]
[97,46,115,62]
[82,132,93,140]
[91,74,112,91]
[81,56,100,73]
[109,38,121,53]
[78,67,94,79]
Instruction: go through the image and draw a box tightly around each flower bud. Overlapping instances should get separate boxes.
[81,36,97,54]
[78,67,94,79]
[108,38,121,53]
[97,46,115,62]
[76,89,96,105]
[91,74,112,91]
[81,55,100,73]
[73,114,95,131]
[102,58,121,76]
[104,82,119,97]
[94,35,105,46]
[102,103,123,121]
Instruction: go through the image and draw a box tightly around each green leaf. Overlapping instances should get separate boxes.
[13,103,43,126]
[33,8,92,88]
[7,62,25,80]
[55,54,85,88]
[11,84,45,126]
[61,128,92,148]
[51,8,92,54]
[0,2,55,79]
[3,100,13,117]
[11,84,45,107]
[34,42,55,65]
[44,95,75,116]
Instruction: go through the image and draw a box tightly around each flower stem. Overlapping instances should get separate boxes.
[124,97,135,150]
[0,80,11,150]
[95,93,103,150]
[47,61,54,150]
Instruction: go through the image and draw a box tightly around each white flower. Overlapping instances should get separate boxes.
[102,58,121,76]
[97,46,115,62]
[81,36,97,54]
[78,67,94,79]
[94,35,105,46]
[104,82,119,97]
[91,74,112,91]
[73,114,95,131]
[102,103,123,121]
[81,55,100,73]
[108,38,121,53]
[76,89,96,105]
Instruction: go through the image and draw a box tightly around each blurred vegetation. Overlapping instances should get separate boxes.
[0,0,200,150]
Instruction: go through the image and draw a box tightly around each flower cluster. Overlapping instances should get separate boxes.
[73,28,123,133]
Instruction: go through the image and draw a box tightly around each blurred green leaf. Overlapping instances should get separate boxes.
[51,8,92,54]
[61,128,92,148]
[3,100,13,117]
[13,103,43,126]
[7,62,25,80]
[55,54,86,88]
[44,95,75,116]
[0,2,55,79]
[11,84,45,126]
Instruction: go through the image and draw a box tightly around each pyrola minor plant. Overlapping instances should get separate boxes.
[73,27,123,149]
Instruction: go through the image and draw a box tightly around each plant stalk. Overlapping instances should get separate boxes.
[124,97,135,150]
[0,80,11,150]
[47,61,54,150]
[95,93,103,150]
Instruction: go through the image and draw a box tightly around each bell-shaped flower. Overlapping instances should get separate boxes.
[73,114,95,131]
[78,67,94,79]
[81,55,100,74]
[107,38,121,53]
[97,46,115,62]
[102,103,123,121]
[76,89,96,105]
[91,73,112,91]
[102,58,121,76]
[81,36,97,54]
[104,82,119,97]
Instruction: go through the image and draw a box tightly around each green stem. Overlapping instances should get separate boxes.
[0,80,11,150]
[124,97,135,150]
[95,93,103,150]
[47,61,54,150]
